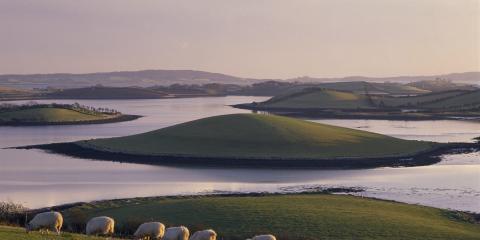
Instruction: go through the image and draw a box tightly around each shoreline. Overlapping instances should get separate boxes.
[25,189,480,216]
[14,141,479,169]
[0,114,142,126]
[24,190,480,226]
[30,187,365,213]
[0,94,231,102]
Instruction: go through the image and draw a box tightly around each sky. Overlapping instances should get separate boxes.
[0,0,478,78]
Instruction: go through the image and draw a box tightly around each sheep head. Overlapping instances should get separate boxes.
[25,223,32,233]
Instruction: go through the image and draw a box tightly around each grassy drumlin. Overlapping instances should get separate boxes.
[20,113,473,168]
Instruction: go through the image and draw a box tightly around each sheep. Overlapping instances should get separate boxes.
[163,226,190,240]
[86,216,115,236]
[25,211,63,235]
[247,234,277,240]
[133,222,165,240]
[189,229,217,240]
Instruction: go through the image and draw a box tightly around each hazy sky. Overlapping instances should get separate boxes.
[0,0,478,78]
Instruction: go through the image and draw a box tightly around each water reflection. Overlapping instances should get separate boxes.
[0,97,479,211]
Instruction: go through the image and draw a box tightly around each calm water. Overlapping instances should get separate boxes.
[0,96,479,212]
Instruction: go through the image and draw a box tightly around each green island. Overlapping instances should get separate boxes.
[2,193,480,240]
[20,113,478,168]
[234,88,480,120]
[0,103,141,126]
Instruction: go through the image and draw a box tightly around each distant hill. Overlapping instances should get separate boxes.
[45,86,168,99]
[0,87,35,99]
[406,78,477,92]
[291,72,480,85]
[0,70,261,89]
[0,69,477,90]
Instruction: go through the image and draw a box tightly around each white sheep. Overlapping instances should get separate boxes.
[86,216,115,236]
[163,226,190,240]
[25,211,63,235]
[189,229,217,240]
[247,234,277,240]
[133,221,165,240]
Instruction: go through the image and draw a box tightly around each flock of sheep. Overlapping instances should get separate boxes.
[25,211,277,240]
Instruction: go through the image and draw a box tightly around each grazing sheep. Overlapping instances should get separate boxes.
[134,222,165,240]
[25,211,63,235]
[190,229,217,240]
[163,226,190,240]
[86,216,115,236]
[247,234,277,240]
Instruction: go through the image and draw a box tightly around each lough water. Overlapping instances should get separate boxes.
[0,96,479,212]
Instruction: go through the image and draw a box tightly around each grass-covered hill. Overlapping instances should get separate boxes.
[58,194,480,240]
[77,113,434,160]
[46,86,168,99]
[240,88,480,112]
[0,104,138,125]
[374,90,478,109]
[412,90,480,110]
[406,78,478,92]
[317,81,429,95]
[260,88,375,109]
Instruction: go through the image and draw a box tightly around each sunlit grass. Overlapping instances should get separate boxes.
[63,194,480,240]
[0,225,117,240]
[79,113,435,159]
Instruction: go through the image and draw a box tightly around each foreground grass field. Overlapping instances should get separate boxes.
[61,194,480,240]
[0,225,115,240]
[79,113,435,159]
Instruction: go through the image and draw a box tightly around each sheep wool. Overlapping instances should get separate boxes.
[26,211,63,235]
[86,216,115,236]
[190,229,217,240]
[163,226,190,240]
[247,234,277,240]
[134,221,165,240]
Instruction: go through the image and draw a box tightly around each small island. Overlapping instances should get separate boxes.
[233,88,480,120]
[0,102,141,126]
[18,113,479,168]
